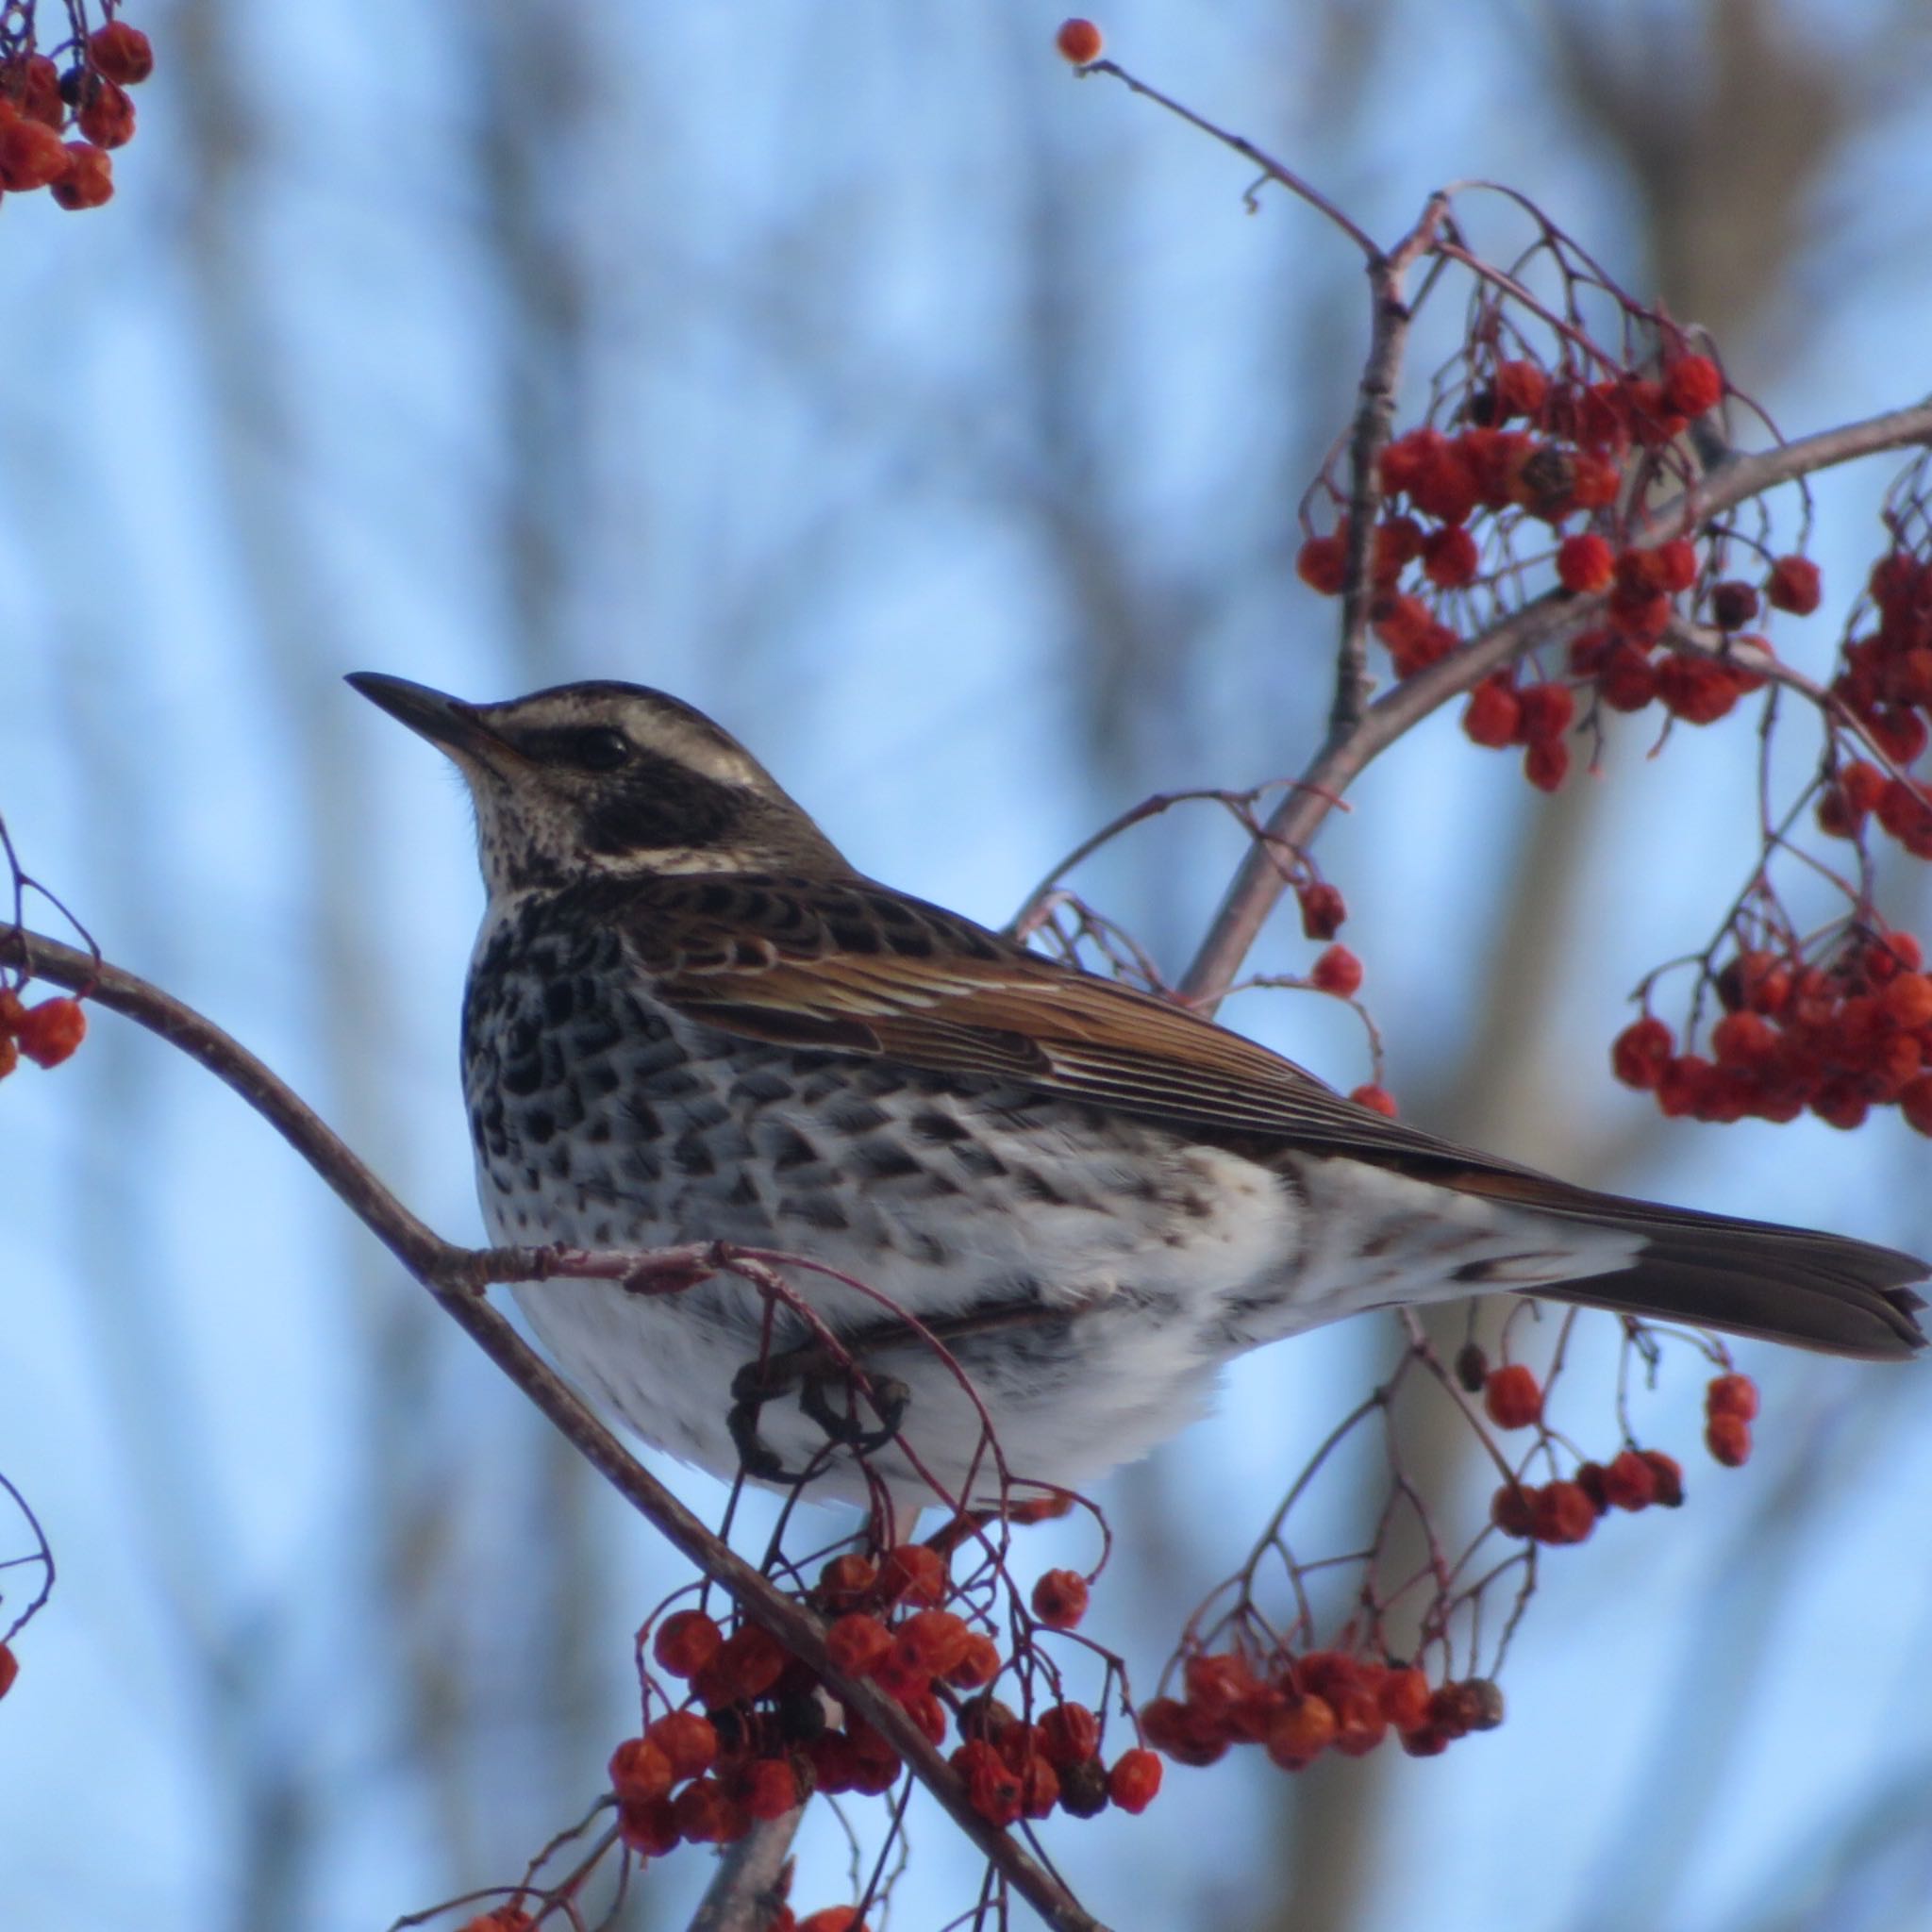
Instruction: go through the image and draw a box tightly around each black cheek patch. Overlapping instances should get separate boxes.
[582,758,741,855]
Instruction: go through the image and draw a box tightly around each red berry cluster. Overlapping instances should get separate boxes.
[1142,1644,1501,1770]
[0,987,86,1078]
[610,1544,1132,1857]
[1476,1355,1757,1547]
[1614,930,1932,1132]
[1293,347,1839,793]
[0,14,155,212]
[1818,547,1932,853]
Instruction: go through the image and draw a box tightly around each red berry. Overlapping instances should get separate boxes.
[1309,943,1362,998]
[1664,354,1723,417]
[1297,880,1346,940]
[1600,1449,1657,1511]
[1491,1481,1536,1538]
[1492,359,1549,422]
[1706,1373,1759,1422]
[647,1710,719,1781]
[741,1757,800,1822]
[877,1542,947,1607]
[1516,681,1574,743]
[1611,1016,1674,1091]
[894,1607,974,1676]
[1484,1363,1542,1430]
[608,1737,674,1805]
[1462,675,1522,748]
[1031,1568,1089,1629]
[90,21,156,85]
[75,77,135,149]
[1710,580,1759,629]
[1902,1074,1932,1137]
[0,1641,17,1700]
[1557,533,1615,594]
[711,1622,788,1700]
[1423,525,1481,590]
[1264,1693,1337,1769]
[1766,555,1822,615]
[653,1608,724,1679]
[1349,1083,1397,1117]
[1531,1479,1595,1544]
[1705,1413,1752,1467]
[1107,1746,1163,1813]
[826,1615,892,1676]
[50,138,114,210]
[8,54,62,127]
[0,115,72,191]
[1055,18,1104,63]
[1296,531,1350,595]
[16,997,87,1067]
[1038,1702,1101,1769]
[1377,1666,1431,1731]
[1640,1449,1685,1507]
[953,1737,1024,1826]
[0,1035,18,1081]
[1524,738,1569,791]
[946,1632,1002,1690]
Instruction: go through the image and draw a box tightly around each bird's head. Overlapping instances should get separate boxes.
[347,674,846,893]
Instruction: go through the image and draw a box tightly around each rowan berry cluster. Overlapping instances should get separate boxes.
[1475,1353,1757,1549]
[1295,344,1821,794]
[1142,1642,1501,1771]
[0,9,154,212]
[602,1539,1141,1875]
[1817,542,1932,856]
[0,986,85,1078]
[1613,928,1932,1133]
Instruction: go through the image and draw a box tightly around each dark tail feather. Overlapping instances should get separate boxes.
[1456,1174,1928,1360]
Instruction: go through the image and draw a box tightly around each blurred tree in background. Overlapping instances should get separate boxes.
[7,4,1932,1929]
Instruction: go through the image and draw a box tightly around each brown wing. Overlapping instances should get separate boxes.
[621,873,1927,1358]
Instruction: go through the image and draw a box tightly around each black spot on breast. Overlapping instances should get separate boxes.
[542,980,575,1025]
[623,1146,662,1183]
[673,1132,716,1177]
[855,1143,925,1182]
[952,1142,1008,1181]
[1013,1167,1072,1207]
[779,1193,850,1232]
[730,1068,793,1106]
[725,1170,761,1208]
[524,1108,556,1145]
[764,1124,819,1172]
[826,1098,891,1135]
[625,1098,662,1137]
[587,1120,611,1145]
[502,1058,544,1098]
[910,1109,969,1143]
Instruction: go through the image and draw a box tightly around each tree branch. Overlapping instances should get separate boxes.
[1,926,1108,1932]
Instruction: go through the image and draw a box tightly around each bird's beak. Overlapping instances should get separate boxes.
[345,673,519,765]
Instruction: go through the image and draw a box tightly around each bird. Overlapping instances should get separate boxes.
[348,671,1926,1510]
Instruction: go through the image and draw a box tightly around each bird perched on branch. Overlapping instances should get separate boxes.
[350,672,1925,1507]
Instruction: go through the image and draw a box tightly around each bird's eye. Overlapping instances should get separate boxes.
[561,727,634,772]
